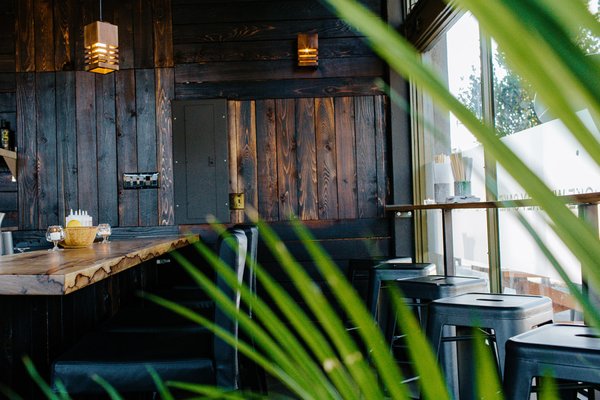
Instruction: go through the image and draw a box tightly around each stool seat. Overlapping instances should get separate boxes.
[369,262,436,317]
[504,323,600,399]
[394,275,488,300]
[427,293,553,399]
[429,292,553,320]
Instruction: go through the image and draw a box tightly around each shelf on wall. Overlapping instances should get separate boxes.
[0,148,17,177]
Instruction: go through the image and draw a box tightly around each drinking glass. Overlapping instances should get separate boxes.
[97,223,112,243]
[46,225,64,251]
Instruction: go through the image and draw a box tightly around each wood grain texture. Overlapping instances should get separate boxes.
[315,97,338,220]
[228,101,242,224]
[175,58,384,83]
[34,0,54,72]
[17,73,38,229]
[152,0,174,67]
[56,72,78,222]
[374,95,388,216]
[276,99,298,220]
[255,99,279,221]
[16,0,34,72]
[136,69,158,226]
[116,69,138,226]
[296,98,318,220]
[355,96,378,218]
[53,0,76,71]
[113,0,134,70]
[36,72,59,226]
[175,77,384,100]
[0,235,198,295]
[237,100,257,217]
[174,19,358,44]
[155,67,175,225]
[172,0,337,24]
[174,38,374,64]
[96,73,118,226]
[134,0,154,69]
[335,97,357,219]
[75,71,99,220]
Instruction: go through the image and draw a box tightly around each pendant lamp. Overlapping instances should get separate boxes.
[84,0,119,74]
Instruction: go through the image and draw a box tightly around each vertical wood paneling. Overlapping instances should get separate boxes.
[34,0,54,72]
[16,0,35,72]
[75,71,98,218]
[355,96,378,218]
[296,98,318,220]
[56,72,78,220]
[152,0,174,67]
[36,73,58,226]
[113,0,134,70]
[276,99,297,220]
[228,101,242,224]
[136,69,158,226]
[134,0,154,69]
[156,67,174,225]
[315,97,338,220]
[17,73,38,229]
[96,73,118,226]
[255,99,279,221]
[335,97,357,219]
[53,0,76,71]
[237,101,257,218]
[116,69,138,226]
[374,95,388,216]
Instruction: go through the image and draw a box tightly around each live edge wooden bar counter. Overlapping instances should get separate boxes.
[0,235,199,397]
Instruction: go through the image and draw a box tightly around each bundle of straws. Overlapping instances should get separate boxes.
[450,151,472,181]
[434,153,448,164]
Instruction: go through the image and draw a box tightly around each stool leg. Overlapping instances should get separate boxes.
[503,356,535,400]
[369,275,382,318]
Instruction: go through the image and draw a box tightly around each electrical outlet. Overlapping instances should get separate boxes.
[123,172,160,189]
[229,193,245,210]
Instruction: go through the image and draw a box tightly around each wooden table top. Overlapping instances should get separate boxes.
[0,235,198,295]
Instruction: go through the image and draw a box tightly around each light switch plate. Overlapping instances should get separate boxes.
[123,172,160,189]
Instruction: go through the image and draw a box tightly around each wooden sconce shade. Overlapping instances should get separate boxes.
[297,33,318,67]
[84,21,119,74]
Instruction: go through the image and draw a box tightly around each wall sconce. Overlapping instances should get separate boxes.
[84,0,119,74]
[297,33,318,68]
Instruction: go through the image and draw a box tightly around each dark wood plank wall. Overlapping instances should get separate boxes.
[171,0,395,281]
[0,1,16,229]
[172,0,386,100]
[8,0,175,231]
[228,96,389,224]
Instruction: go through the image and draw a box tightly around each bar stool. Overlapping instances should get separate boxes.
[347,257,412,305]
[368,262,436,321]
[427,293,554,400]
[504,323,600,400]
[384,275,487,394]
[390,275,488,333]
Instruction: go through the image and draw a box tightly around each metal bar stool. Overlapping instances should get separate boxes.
[427,293,554,400]
[368,262,436,322]
[347,257,412,306]
[384,275,487,395]
[504,323,600,400]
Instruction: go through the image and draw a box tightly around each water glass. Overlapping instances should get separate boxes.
[46,225,64,251]
[97,223,112,243]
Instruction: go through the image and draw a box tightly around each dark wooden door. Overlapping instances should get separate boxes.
[173,99,230,224]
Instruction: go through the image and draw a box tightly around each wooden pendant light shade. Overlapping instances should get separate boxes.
[84,21,119,74]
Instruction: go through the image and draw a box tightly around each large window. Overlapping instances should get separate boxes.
[411,4,600,320]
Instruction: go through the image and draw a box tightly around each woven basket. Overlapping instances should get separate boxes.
[63,226,98,248]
